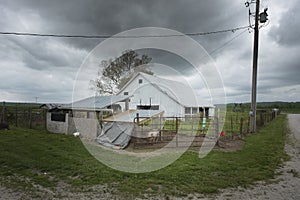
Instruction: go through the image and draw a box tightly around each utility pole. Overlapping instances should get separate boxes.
[250,0,260,133]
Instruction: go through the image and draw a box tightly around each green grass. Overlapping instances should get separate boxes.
[0,115,289,198]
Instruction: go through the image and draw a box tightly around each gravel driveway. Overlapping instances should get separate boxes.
[210,114,300,200]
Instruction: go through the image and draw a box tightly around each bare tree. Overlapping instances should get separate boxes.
[91,50,152,95]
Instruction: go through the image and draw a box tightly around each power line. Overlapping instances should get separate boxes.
[196,29,248,62]
[209,29,248,56]
[0,26,249,39]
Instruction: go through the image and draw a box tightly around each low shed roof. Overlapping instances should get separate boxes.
[104,109,164,123]
[61,95,130,111]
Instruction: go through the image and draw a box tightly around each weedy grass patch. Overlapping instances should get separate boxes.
[0,115,288,197]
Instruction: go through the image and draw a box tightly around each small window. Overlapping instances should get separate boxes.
[185,107,191,114]
[139,79,143,84]
[51,113,66,122]
[124,92,128,95]
[192,107,198,114]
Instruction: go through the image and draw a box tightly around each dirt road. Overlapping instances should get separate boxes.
[211,114,300,200]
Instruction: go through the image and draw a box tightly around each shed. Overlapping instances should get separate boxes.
[45,95,131,138]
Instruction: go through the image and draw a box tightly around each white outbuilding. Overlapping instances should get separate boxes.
[117,72,214,117]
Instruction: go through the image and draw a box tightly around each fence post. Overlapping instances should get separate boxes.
[44,109,47,130]
[240,117,244,136]
[247,116,250,133]
[29,108,32,129]
[136,113,140,124]
[215,116,219,146]
[15,106,18,127]
[191,116,194,135]
[1,101,6,123]
[175,117,178,147]
[230,115,233,139]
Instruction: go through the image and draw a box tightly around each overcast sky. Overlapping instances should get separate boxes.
[0,0,299,104]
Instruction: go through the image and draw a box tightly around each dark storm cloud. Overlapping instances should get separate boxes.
[269,1,300,47]
[1,0,247,50]
[0,0,299,103]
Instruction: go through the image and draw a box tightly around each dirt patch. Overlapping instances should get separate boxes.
[0,182,118,200]
[216,138,245,152]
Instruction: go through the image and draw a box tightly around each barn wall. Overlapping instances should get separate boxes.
[119,73,213,117]
[120,75,184,117]
[120,74,145,97]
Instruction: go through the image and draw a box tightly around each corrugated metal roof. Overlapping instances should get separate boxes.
[61,95,130,110]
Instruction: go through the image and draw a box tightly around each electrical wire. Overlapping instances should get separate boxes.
[0,26,250,39]
[209,29,248,56]
[195,29,248,62]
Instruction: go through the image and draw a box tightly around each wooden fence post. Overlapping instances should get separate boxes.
[191,116,194,135]
[29,108,32,129]
[247,116,250,133]
[1,101,6,123]
[230,115,233,139]
[259,113,263,127]
[136,113,140,124]
[44,109,47,130]
[240,117,244,136]
[215,116,219,146]
[15,106,18,127]
[23,109,26,127]
[175,117,178,147]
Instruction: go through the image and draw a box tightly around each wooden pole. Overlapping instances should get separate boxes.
[250,0,260,133]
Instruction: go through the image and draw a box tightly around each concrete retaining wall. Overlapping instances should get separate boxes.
[46,113,68,134]
[67,117,101,139]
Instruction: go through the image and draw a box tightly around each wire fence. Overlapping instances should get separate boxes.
[0,102,279,149]
[131,110,279,148]
[131,115,217,149]
[0,103,46,130]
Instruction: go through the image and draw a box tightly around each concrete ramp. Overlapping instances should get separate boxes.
[96,122,134,149]
[97,110,164,149]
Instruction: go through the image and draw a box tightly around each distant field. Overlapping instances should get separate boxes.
[0,115,289,198]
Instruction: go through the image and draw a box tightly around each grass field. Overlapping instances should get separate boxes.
[0,114,289,198]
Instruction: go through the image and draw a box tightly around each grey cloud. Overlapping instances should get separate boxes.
[269,1,300,47]
[2,0,247,50]
[2,36,87,71]
[0,0,299,103]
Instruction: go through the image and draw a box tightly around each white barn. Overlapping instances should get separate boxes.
[117,72,214,117]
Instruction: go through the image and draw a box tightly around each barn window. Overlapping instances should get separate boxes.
[124,92,128,95]
[138,79,143,84]
[51,113,66,122]
[185,107,191,114]
[137,105,159,110]
[192,107,198,114]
